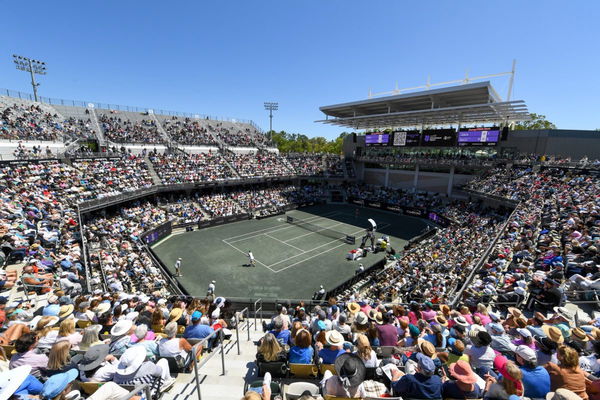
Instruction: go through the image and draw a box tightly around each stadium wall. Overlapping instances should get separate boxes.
[362,167,474,195]
[500,129,600,159]
[344,129,600,160]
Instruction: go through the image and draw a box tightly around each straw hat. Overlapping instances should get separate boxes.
[435,315,448,326]
[59,304,74,320]
[571,328,589,342]
[347,303,360,314]
[440,305,450,315]
[325,330,344,346]
[94,302,111,315]
[507,307,522,319]
[169,307,183,322]
[542,325,565,344]
[417,339,437,359]
[374,312,383,325]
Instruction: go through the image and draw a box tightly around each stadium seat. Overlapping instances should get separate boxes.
[243,380,282,400]
[323,395,362,400]
[319,363,337,376]
[285,382,320,400]
[288,363,319,379]
[257,360,288,378]
[76,320,92,329]
[77,381,104,396]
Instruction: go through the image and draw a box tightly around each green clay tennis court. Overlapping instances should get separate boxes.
[151,203,430,299]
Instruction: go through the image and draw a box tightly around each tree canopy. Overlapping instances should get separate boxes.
[270,131,350,154]
[513,113,556,130]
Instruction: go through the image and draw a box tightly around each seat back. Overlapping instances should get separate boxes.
[323,395,361,400]
[288,363,318,378]
[76,320,92,329]
[286,381,320,400]
[1,345,15,357]
[319,363,337,375]
[257,360,288,378]
[77,381,104,395]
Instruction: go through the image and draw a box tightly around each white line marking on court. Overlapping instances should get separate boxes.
[283,221,349,242]
[272,226,370,273]
[264,233,305,252]
[221,240,276,272]
[268,222,391,271]
[223,211,340,242]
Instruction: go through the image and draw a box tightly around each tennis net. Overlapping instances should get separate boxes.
[286,216,355,244]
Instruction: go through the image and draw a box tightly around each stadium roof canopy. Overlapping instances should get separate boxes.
[316,81,530,129]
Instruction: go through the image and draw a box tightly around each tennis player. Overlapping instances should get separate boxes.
[247,250,256,267]
[174,257,182,277]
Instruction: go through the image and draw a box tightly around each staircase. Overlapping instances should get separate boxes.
[163,318,266,400]
[150,112,172,144]
[87,107,106,144]
[221,150,242,179]
[144,156,163,185]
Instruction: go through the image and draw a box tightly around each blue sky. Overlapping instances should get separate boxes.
[1,1,599,139]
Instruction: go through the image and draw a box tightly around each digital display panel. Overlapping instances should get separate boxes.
[365,133,390,146]
[458,128,500,146]
[421,129,456,147]
[392,130,421,147]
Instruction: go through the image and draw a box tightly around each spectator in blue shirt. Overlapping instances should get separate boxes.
[514,345,551,399]
[289,328,314,364]
[183,311,214,340]
[268,316,291,346]
[392,353,442,399]
[318,330,346,365]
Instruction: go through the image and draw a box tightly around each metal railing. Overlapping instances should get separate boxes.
[235,307,251,355]
[191,327,226,400]
[253,298,263,331]
[76,205,91,294]
[1,87,260,126]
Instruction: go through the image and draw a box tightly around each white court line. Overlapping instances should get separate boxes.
[273,227,369,273]
[268,222,391,270]
[264,233,305,252]
[221,240,276,272]
[223,211,340,242]
[283,221,349,242]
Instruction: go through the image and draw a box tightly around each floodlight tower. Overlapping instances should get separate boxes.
[264,102,278,139]
[13,55,47,102]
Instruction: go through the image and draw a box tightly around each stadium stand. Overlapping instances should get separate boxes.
[1,152,599,400]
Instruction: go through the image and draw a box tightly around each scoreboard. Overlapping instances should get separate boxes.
[365,132,390,146]
[458,127,500,146]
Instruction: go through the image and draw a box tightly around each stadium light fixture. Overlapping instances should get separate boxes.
[13,54,47,102]
[264,102,278,138]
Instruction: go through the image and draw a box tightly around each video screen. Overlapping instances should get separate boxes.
[421,129,456,147]
[365,133,390,146]
[458,128,500,146]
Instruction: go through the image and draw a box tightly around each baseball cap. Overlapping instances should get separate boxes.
[191,311,202,321]
[416,353,435,375]
[515,345,537,363]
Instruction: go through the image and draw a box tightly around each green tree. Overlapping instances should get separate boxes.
[513,113,556,130]
[270,130,349,154]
